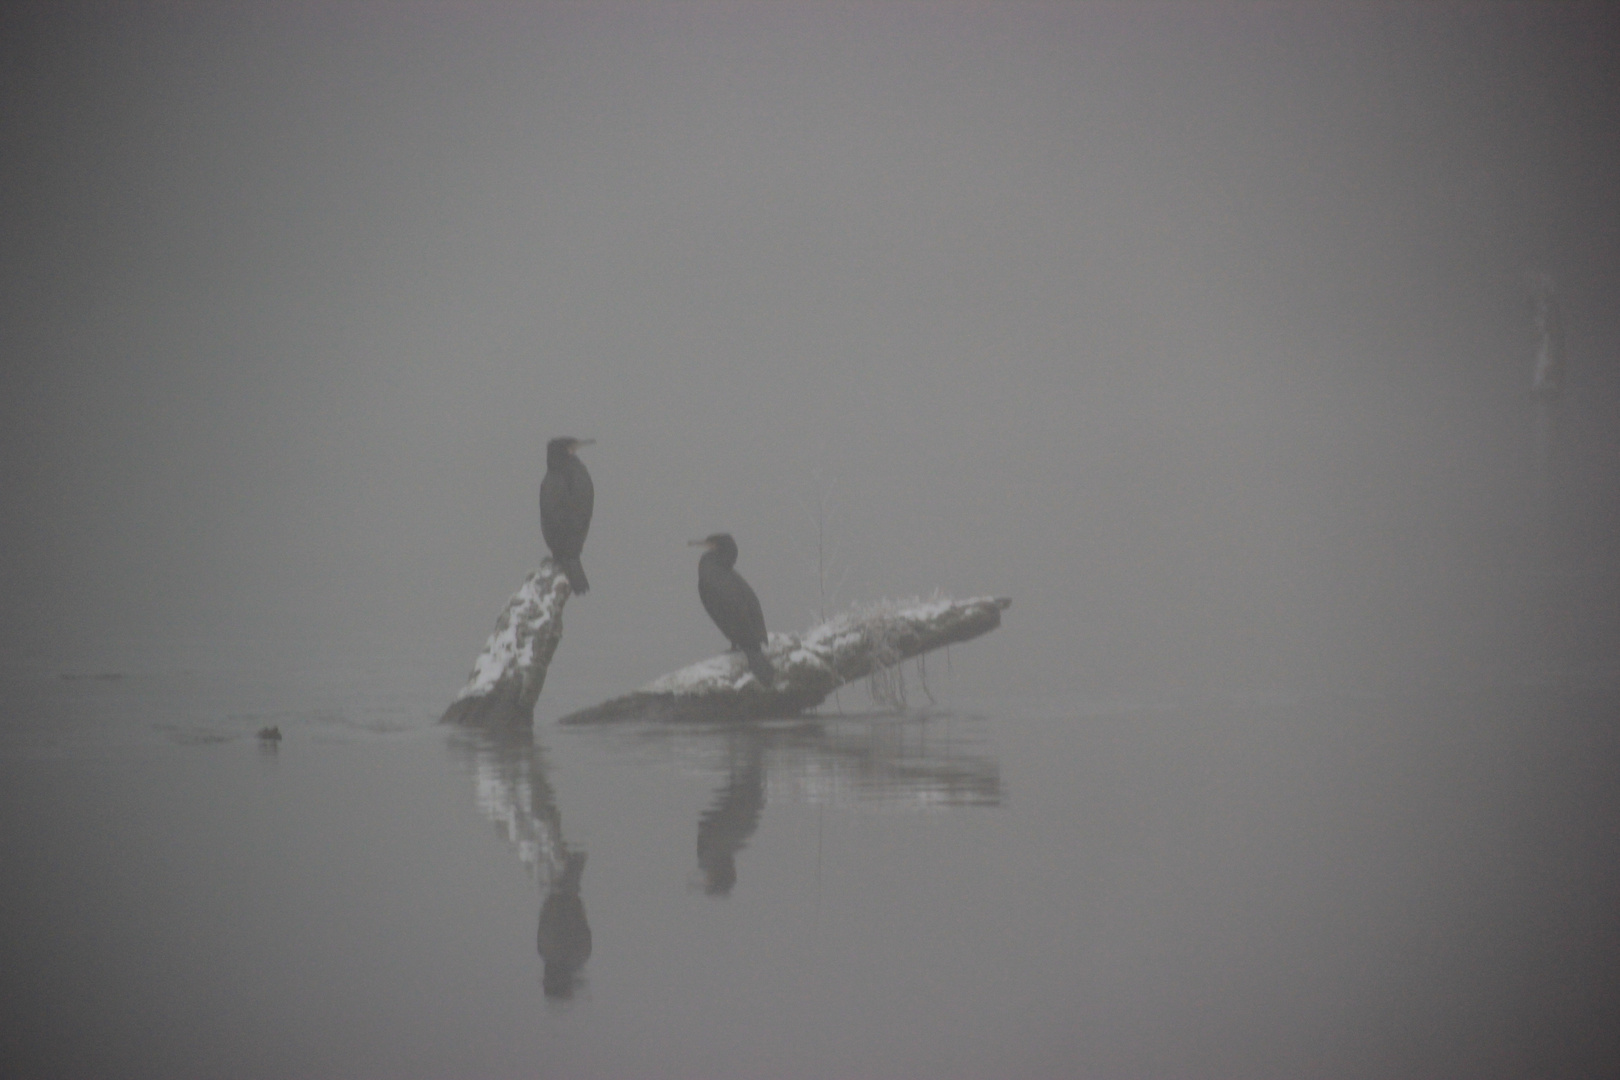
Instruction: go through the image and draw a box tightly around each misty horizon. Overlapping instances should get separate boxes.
[4,3,1616,712]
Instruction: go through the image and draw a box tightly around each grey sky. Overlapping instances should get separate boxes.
[3,3,1616,704]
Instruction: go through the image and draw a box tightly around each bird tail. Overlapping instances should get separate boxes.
[559,557,589,595]
[743,647,776,688]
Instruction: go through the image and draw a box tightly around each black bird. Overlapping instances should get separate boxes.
[689,533,776,687]
[540,437,594,594]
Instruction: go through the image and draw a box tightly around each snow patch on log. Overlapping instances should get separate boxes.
[560,593,1010,725]
[643,632,800,695]
[441,560,571,727]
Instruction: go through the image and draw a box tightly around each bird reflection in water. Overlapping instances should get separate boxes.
[696,730,766,895]
[537,849,591,999]
[621,711,1001,897]
[449,727,591,1000]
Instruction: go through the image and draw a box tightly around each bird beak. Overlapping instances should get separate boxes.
[571,438,595,452]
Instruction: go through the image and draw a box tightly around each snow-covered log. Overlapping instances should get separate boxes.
[441,561,571,727]
[559,595,1011,725]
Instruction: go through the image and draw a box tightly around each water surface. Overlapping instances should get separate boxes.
[3,666,1616,1078]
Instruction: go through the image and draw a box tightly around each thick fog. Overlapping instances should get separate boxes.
[3,2,1616,705]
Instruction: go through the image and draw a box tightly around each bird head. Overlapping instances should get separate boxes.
[688,533,739,563]
[546,437,594,465]
[688,533,728,550]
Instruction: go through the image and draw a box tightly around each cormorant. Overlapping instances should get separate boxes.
[689,533,776,687]
[540,437,594,594]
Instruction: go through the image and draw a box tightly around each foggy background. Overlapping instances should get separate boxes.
[4,8,1620,1076]
[3,1,1617,709]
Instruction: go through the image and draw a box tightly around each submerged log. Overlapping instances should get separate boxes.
[559,595,1011,725]
[441,561,571,727]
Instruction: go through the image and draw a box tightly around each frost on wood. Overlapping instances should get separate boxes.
[559,594,1011,725]
[441,560,571,727]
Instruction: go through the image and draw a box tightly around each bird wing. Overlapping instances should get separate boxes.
[539,472,565,551]
[540,462,594,555]
[698,573,728,639]
[737,578,767,645]
[699,565,767,651]
[568,459,593,536]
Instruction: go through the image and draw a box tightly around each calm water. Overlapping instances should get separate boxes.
[2,656,1617,1079]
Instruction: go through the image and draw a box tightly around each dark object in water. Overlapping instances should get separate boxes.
[257,725,282,743]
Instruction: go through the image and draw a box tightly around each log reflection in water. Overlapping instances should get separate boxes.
[782,713,1004,809]
[624,712,1001,810]
[590,712,1001,897]
[449,727,591,999]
